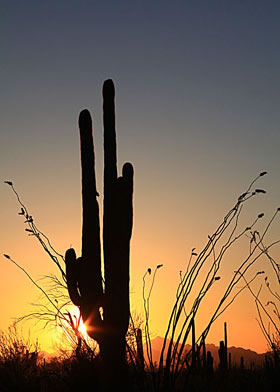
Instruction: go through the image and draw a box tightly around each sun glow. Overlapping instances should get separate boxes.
[63,307,89,342]
[78,318,88,337]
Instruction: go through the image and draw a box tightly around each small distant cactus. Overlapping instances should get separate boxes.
[218,322,228,372]
[201,333,207,368]
[65,80,134,367]
[218,341,227,371]
[206,351,214,374]
[224,321,228,369]
[228,352,232,369]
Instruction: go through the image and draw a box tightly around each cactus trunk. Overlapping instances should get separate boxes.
[102,80,133,363]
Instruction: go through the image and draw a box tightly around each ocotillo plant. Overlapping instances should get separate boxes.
[65,79,134,366]
[191,317,196,368]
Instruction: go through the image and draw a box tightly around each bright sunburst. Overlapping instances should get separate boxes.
[78,318,87,337]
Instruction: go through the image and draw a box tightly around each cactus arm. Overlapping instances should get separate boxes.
[79,109,103,293]
[120,162,134,241]
[65,109,104,337]
[65,248,81,306]
[78,109,104,332]
[112,162,134,334]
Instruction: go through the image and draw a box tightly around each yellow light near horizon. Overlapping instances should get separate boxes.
[68,307,88,339]
[79,319,88,338]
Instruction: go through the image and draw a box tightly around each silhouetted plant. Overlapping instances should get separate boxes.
[0,324,39,365]
[0,324,41,390]
[142,264,163,383]
[5,80,134,391]
[238,227,280,361]
[218,322,228,372]
[218,341,227,372]
[2,252,96,359]
[206,350,214,373]
[3,184,143,368]
[140,172,280,391]
[4,181,66,281]
[63,80,134,386]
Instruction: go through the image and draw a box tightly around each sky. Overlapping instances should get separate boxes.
[1,0,280,354]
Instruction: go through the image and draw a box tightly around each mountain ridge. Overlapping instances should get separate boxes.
[148,336,267,367]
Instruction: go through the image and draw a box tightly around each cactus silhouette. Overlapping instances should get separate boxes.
[218,322,228,372]
[224,321,228,369]
[201,333,206,368]
[65,79,134,368]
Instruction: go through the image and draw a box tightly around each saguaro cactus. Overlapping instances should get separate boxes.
[65,79,134,366]
[218,322,228,372]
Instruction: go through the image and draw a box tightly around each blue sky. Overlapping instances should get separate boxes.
[2,1,280,185]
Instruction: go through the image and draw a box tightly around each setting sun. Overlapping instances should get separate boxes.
[79,319,88,337]
[64,307,89,343]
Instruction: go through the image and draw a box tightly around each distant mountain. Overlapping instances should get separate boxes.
[148,336,266,368]
[39,337,267,368]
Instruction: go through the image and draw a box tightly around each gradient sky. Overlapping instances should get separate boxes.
[1,1,280,354]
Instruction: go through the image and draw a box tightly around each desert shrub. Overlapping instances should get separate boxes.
[0,324,40,391]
